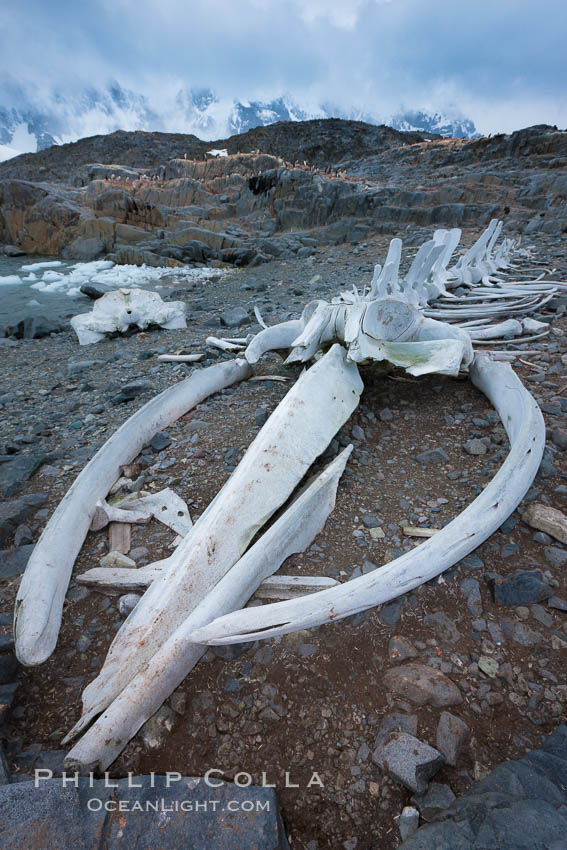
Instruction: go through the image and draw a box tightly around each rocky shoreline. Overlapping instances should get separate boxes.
[1,123,566,281]
[0,226,566,847]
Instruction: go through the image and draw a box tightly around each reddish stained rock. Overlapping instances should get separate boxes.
[383,663,462,707]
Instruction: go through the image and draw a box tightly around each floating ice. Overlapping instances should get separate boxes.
[18,259,225,296]
[0,275,22,285]
[42,271,65,283]
[20,260,66,271]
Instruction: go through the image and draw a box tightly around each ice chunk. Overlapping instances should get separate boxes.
[21,260,65,271]
[16,259,226,297]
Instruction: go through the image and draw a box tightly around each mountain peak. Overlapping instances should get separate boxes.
[0,83,479,162]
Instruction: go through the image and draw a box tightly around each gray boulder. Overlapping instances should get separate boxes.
[374,733,445,793]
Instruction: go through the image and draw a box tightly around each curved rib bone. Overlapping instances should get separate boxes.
[245,319,304,363]
[14,358,252,667]
[191,353,545,645]
[64,446,352,768]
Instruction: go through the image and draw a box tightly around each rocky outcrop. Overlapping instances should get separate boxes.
[1,122,566,264]
[400,724,567,849]
[0,120,432,184]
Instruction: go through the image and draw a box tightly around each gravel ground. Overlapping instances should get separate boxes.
[0,233,566,849]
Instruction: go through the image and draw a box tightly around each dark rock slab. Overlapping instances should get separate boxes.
[220,306,249,328]
[14,316,64,340]
[0,544,34,579]
[0,682,19,729]
[150,430,171,452]
[374,712,418,750]
[0,654,18,685]
[79,282,113,299]
[487,570,552,606]
[0,455,49,497]
[0,493,47,547]
[544,546,567,568]
[111,380,154,404]
[378,597,405,626]
[0,776,289,849]
[436,712,470,766]
[0,746,9,785]
[423,611,461,643]
[414,448,449,465]
[411,783,456,821]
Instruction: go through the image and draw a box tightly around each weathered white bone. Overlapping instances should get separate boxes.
[206,336,246,352]
[446,219,500,286]
[108,523,131,555]
[69,346,362,737]
[254,305,269,329]
[76,564,340,597]
[402,526,438,538]
[13,358,251,666]
[248,375,290,382]
[76,564,160,590]
[466,319,523,340]
[70,288,186,345]
[157,353,205,362]
[90,488,191,535]
[464,317,549,341]
[64,446,352,763]
[90,499,151,532]
[245,319,305,364]
[249,295,473,376]
[121,488,192,536]
[521,317,549,334]
[191,354,545,645]
[254,575,340,599]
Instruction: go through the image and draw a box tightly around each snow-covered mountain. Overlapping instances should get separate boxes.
[0,82,479,162]
[389,109,478,139]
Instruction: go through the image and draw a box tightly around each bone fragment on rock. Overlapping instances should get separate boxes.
[70,288,186,345]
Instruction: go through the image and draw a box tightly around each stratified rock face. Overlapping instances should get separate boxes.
[1,121,566,263]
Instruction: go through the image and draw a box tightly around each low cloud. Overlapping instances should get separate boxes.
[2,0,566,133]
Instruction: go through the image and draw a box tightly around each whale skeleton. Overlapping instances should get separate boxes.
[12,221,561,772]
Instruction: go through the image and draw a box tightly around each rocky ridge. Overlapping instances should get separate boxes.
[1,122,565,272]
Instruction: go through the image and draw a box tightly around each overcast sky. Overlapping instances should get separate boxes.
[1,0,566,133]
